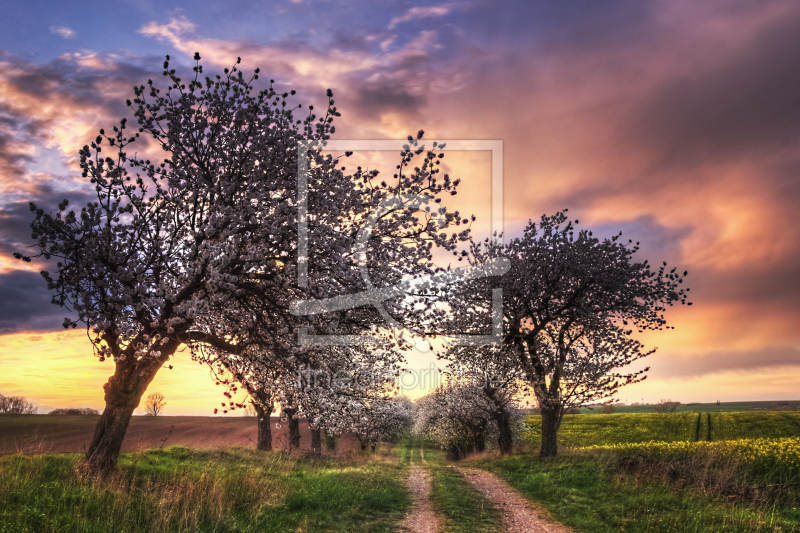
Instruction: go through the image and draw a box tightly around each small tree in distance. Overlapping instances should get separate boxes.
[653,399,680,413]
[144,392,166,416]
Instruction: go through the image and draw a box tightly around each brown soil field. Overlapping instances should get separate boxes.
[0,415,359,455]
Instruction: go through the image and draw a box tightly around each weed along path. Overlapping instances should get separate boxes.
[459,468,574,533]
[399,464,441,533]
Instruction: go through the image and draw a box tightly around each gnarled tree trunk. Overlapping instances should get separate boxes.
[82,355,164,474]
[495,409,514,454]
[254,402,273,451]
[539,405,563,457]
[310,427,322,455]
[284,407,301,450]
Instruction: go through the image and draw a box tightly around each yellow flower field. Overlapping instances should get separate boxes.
[579,437,800,474]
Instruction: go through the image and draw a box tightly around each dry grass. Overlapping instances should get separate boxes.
[0,445,409,532]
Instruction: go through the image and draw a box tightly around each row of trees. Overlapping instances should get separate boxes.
[48,407,101,415]
[21,54,688,472]
[0,393,37,415]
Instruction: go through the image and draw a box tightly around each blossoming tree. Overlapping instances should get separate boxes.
[444,211,690,456]
[24,54,467,472]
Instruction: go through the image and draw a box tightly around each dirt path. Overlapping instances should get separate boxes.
[459,468,573,533]
[399,465,441,533]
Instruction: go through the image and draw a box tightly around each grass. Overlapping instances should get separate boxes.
[472,410,800,532]
[525,412,800,448]
[402,438,502,533]
[575,401,800,415]
[0,445,409,533]
[470,452,800,532]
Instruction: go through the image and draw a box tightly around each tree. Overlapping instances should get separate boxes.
[24,53,466,473]
[293,345,404,455]
[48,407,100,415]
[445,211,690,456]
[653,399,680,413]
[439,344,527,454]
[0,393,38,414]
[144,392,167,416]
[203,348,290,451]
[414,383,497,459]
[352,396,414,450]
[24,55,345,472]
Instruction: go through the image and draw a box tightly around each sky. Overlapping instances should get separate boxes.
[1,0,799,414]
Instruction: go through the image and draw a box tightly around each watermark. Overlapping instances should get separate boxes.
[291,140,504,346]
[296,364,513,394]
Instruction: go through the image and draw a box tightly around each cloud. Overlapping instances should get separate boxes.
[135,17,469,131]
[0,189,96,272]
[139,16,196,42]
[388,3,462,29]
[0,269,76,333]
[650,346,800,379]
[0,50,163,281]
[50,26,75,39]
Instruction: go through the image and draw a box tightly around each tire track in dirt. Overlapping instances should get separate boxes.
[399,464,441,533]
[459,468,574,533]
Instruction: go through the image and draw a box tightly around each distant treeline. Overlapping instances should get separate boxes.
[0,393,37,415]
[48,408,101,416]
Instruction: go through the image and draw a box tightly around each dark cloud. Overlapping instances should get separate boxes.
[352,82,426,117]
[650,345,800,378]
[0,189,96,265]
[621,7,800,175]
[0,269,75,333]
[691,258,800,308]
[587,215,694,264]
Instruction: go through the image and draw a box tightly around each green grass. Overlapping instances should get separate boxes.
[575,401,800,415]
[470,453,800,533]
[525,412,800,448]
[404,439,502,533]
[0,445,409,533]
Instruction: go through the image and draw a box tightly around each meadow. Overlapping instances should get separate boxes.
[0,446,408,533]
[2,411,800,532]
[468,410,800,532]
[525,411,800,447]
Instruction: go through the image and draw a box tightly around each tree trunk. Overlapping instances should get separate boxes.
[83,402,137,474]
[254,402,273,451]
[284,408,301,450]
[311,427,322,455]
[474,434,486,453]
[495,409,513,454]
[82,355,164,474]
[360,443,367,451]
[539,406,562,457]
[323,432,337,451]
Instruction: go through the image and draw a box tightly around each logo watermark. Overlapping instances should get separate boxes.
[296,364,513,394]
[291,140,505,346]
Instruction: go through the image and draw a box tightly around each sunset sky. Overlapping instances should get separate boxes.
[1,0,799,415]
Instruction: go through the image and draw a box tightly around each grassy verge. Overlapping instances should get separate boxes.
[0,445,408,533]
[405,439,502,533]
[470,452,800,532]
[524,412,800,448]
